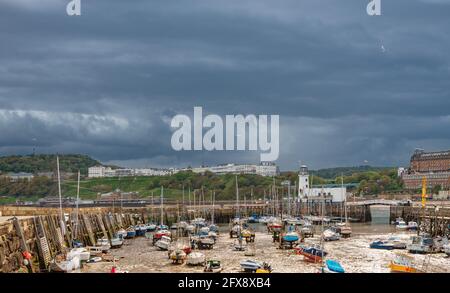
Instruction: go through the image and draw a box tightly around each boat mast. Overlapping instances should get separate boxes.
[211,190,215,225]
[235,175,240,218]
[74,170,80,242]
[342,174,348,224]
[56,156,65,237]
[160,186,164,226]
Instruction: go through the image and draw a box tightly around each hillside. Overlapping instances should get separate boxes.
[309,165,394,179]
[0,154,102,175]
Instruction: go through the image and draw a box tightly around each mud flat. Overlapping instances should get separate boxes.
[81,229,450,273]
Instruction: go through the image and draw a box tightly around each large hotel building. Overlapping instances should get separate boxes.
[401,149,450,189]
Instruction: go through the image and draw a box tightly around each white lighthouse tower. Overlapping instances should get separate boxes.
[298,165,309,201]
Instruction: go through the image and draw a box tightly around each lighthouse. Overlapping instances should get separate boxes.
[298,165,309,201]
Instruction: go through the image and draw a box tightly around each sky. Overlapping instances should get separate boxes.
[0,0,449,171]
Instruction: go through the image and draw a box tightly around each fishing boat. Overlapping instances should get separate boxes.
[146,223,157,232]
[204,260,223,273]
[192,217,207,227]
[407,235,433,254]
[155,235,171,251]
[389,253,420,273]
[186,252,206,266]
[396,221,408,230]
[247,215,259,223]
[126,226,136,238]
[300,224,314,237]
[96,237,111,252]
[370,239,394,250]
[407,221,418,231]
[321,259,345,273]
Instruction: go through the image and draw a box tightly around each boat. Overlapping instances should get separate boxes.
[126,226,136,238]
[117,229,128,239]
[370,239,394,250]
[396,221,408,230]
[407,221,418,231]
[186,252,206,266]
[49,256,81,273]
[146,224,157,232]
[300,225,314,237]
[283,231,299,242]
[96,237,111,252]
[240,260,272,273]
[247,215,259,223]
[295,245,327,263]
[443,243,450,256]
[157,224,169,231]
[392,217,404,225]
[323,228,340,241]
[199,226,210,236]
[155,235,171,251]
[267,221,282,233]
[169,248,187,264]
[233,238,247,251]
[321,259,345,273]
[192,217,207,227]
[230,224,241,238]
[389,253,420,273]
[170,223,178,230]
[198,236,215,249]
[407,236,433,254]
[111,234,124,249]
[387,236,407,249]
[208,224,218,233]
[185,224,195,234]
[154,229,171,241]
[204,260,223,273]
[67,247,90,262]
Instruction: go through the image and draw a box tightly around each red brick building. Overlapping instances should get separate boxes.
[402,149,450,190]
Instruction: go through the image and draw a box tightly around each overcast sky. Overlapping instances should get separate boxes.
[0,0,449,170]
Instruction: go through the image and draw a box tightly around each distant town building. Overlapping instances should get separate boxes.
[88,166,172,178]
[402,149,450,190]
[3,172,34,181]
[297,165,346,203]
[184,162,279,177]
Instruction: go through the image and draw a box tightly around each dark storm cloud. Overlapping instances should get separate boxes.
[0,0,449,169]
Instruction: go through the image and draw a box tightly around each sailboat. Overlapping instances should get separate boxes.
[155,186,172,247]
[336,175,352,238]
[49,157,83,273]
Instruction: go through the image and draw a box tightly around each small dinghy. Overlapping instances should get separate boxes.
[67,248,90,262]
[396,221,408,230]
[155,235,171,251]
[146,224,157,232]
[169,249,187,264]
[186,252,206,266]
[407,221,418,231]
[240,260,272,273]
[117,229,128,239]
[295,246,327,263]
[389,253,420,273]
[283,231,300,242]
[323,229,340,241]
[111,234,124,249]
[126,226,136,238]
[370,240,394,250]
[96,237,111,252]
[321,260,345,273]
[204,260,223,273]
